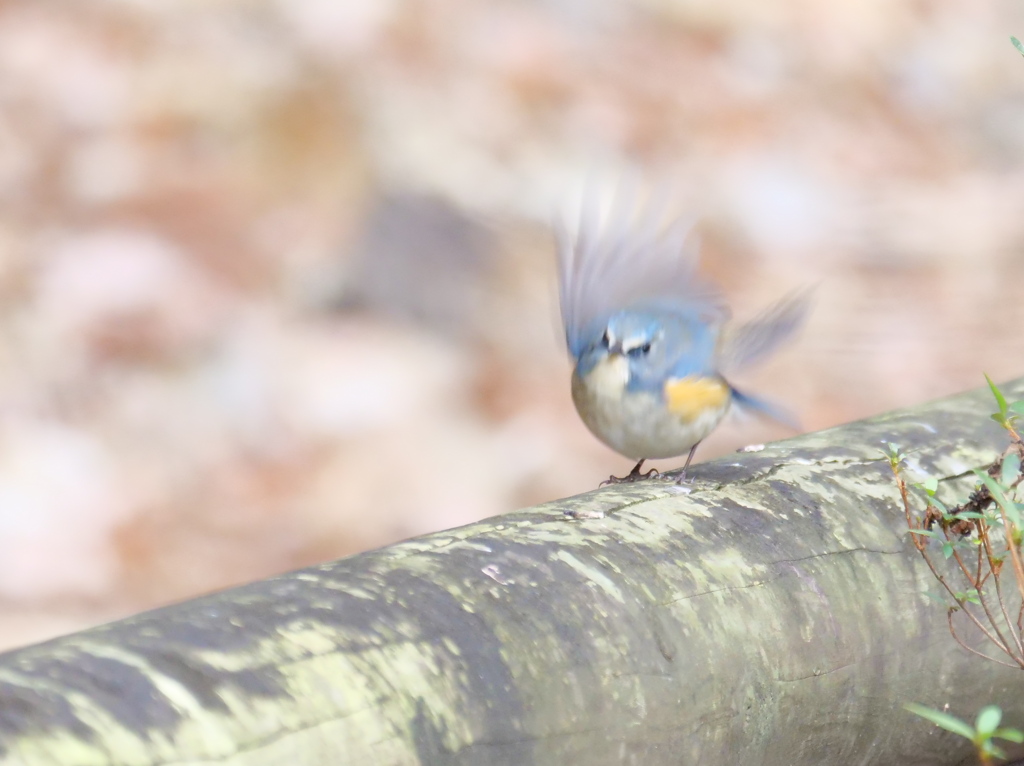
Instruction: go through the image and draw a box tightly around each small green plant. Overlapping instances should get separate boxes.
[906,704,1024,765]
[889,376,1024,668]
[893,377,1024,761]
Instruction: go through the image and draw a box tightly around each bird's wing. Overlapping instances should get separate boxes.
[556,182,725,358]
[717,289,811,373]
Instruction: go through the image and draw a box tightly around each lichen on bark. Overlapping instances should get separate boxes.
[2,380,1024,766]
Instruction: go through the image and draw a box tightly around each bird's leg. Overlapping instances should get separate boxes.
[675,443,700,484]
[601,459,659,486]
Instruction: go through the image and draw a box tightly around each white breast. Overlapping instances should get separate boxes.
[571,358,730,460]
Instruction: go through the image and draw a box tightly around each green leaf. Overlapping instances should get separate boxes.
[882,442,905,469]
[921,477,939,495]
[976,706,1002,736]
[906,704,975,739]
[942,541,955,559]
[1013,36,1024,57]
[975,470,1002,500]
[988,374,1009,417]
[908,529,940,538]
[955,589,981,605]
[994,727,1024,744]
[923,589,948,605]
[983,742,1008,759]
[975,471,1022,527]
[1002,453,1021,488]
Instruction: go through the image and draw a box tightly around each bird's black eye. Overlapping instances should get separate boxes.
[601,329,611,348]
[627,342,652,358]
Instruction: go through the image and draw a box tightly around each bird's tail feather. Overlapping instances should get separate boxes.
[729,386,800,431]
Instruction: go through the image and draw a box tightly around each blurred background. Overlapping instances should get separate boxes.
[0,0,1023,651]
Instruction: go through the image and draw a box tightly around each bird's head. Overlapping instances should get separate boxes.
[574,310,668,383]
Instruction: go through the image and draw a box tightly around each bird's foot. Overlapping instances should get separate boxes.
[600,460,658,486]
[668,443,701,485]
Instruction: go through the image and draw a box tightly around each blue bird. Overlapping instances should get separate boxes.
[556,190,808,485]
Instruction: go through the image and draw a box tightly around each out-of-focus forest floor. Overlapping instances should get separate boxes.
[0,0,1023,650]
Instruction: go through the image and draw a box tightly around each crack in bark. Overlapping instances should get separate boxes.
[704,455,886,492]
[777,661,856,683]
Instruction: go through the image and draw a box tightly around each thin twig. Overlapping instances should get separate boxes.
[983,536,1024,659]
[995,501,1024,607]
[948,611,1021,669]
[919,548,1014,659]
[958,524,1024,659]
[948,538,1016,661]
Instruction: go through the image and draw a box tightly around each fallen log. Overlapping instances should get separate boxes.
[2,379,1024,766]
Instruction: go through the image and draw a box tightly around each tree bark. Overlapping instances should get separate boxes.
[2,380,1024,765]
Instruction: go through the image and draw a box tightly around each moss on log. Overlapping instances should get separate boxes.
[3,380,1024,765]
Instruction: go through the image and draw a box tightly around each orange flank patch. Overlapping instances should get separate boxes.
[663,376,730,422]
